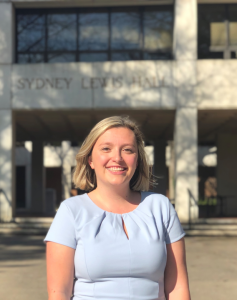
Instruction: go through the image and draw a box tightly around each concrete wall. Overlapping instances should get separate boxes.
[0,2,14,221]
[8,60,237,110]
[12,61,175,109]
[0,110,13,221]
[197,60,237,109]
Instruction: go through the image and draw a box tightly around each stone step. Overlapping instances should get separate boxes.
[0,226,48,235]
[1,221,237,236]
[182,224,237,230]
[14,217,54,223]
[185,229,237,236]
[191,218,237,224]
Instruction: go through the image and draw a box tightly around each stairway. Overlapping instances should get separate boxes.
[183,218,237,236]
[0,217,53,235]
[0,218,237,236]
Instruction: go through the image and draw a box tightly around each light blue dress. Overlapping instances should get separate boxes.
[44,192,185,300]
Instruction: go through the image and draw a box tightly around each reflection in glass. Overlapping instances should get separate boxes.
[111,52,141,61]
[18,53,44,64]
[144,10,173,50]
[48,14,77,51]
[210,22,226,46]
[144,52,172,60]
[17,14,45,52]
[229,23,237,45]
[198,5,226,58]
[16,6,174,63]
[47,53,76,63]
[80,53,108,62]
[111,10,140,49]
[79,13,109,50]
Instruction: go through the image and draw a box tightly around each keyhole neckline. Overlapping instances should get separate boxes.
[85,192,146,216]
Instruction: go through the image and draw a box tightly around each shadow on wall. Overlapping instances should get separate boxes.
[11,61,175,110]
[0,112,12,222]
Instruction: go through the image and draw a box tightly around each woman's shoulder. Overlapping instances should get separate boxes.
[59,193,104,222]
[141,191,171,207]
[140,191,176,224]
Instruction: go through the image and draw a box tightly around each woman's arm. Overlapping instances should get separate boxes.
[164,237,191,300]
[46,241,75,300]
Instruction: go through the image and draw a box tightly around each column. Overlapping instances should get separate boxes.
[173,0,198,222]
[168,141,175,201]
[0,3,14,221]
[62,141,72,200]
[0,111,14,221]
[153,140,167,196]
[217,134,237,216]
[31,141,45,213]
[173,0,197,61]
[174,108,198,223]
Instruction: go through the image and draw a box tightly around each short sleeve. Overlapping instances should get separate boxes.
[44,202,77,249]
[164,200,186,244]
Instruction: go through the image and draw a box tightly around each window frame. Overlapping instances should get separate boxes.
[198,4,237,59]
[15,5,174,63]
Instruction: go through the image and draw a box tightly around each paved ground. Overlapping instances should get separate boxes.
[0,235,236,300]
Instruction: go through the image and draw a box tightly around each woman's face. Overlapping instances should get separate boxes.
[89,127,138,189]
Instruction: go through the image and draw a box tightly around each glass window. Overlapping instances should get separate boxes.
[111,9,140,50]
[229,5,237,46]
[198,5,226,59]
[17,14,45,52]
[47,53,76,63]
[79,12,109,50]
[144,7,173,51]
[111,52,141,61]
[210,22,226,46]
[80,53,108,62]
[16,6,173,63]
[48,14,77,51]
[18,53,44,64]
[198,4,237,59]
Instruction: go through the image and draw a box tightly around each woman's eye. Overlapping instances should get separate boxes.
[124,148,133,153]
[102,147,110,151]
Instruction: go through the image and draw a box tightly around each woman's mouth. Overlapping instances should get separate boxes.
[106,167,127,174]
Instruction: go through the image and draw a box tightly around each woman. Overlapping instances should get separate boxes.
[44,116,191,300]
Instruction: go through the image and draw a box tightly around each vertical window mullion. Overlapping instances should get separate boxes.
[225,4,230,59]
[45,12,48,62]
[108,8,111,61]
[140,7,144,60]
[15,12,18,63]
[76,10,79,62]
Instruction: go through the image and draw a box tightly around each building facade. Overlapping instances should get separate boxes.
[0,0,237,223]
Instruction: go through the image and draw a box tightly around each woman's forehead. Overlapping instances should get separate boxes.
[96,127,136,144]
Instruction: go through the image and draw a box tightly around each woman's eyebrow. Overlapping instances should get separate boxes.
[98,142,136,147]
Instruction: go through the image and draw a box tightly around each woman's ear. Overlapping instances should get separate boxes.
[88,155,94,169]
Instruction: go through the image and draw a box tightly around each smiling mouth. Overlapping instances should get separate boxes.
[106,167,127,171]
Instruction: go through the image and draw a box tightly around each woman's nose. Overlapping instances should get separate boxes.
[112,150,123,162]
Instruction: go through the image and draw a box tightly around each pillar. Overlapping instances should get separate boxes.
[173,0,197,61]
[0,3,14,221]
[217,134,237,216]
[153,140,167,196]
[62,141,72,200]
[168,141,175,201]
[174,108,198,222]
[0,111,14,221]
[31,141,45,213]
[173,0,198,222]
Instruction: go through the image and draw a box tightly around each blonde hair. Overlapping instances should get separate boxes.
[73,116,154,192]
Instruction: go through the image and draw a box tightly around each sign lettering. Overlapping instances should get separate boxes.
[16,76,167,90]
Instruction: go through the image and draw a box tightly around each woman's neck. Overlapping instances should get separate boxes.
[88,184,140,213]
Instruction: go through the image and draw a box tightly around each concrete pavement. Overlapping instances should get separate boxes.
[0,235,236,300]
